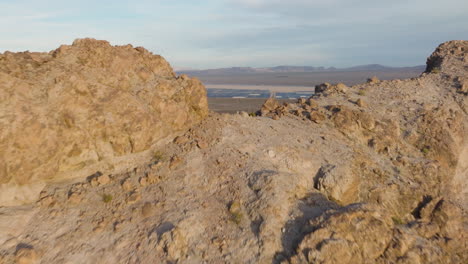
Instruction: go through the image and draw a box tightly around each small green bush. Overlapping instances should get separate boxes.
[230,211,243,225]
[229,201,243,225]
[153,151,165,161]
[102,194,113,203]
[421,147,430,154]
[392,216,404,225]
[358,90,366,96]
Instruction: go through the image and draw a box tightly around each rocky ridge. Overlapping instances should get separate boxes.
[0,40,466,263]
[0,39,208,206]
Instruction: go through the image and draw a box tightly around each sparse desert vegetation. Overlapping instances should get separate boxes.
[102,194,113,203]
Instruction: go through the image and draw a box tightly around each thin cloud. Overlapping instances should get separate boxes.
[0,0,467,68]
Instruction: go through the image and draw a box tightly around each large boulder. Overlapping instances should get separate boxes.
[0,38,208,205]
[314,163,360,204]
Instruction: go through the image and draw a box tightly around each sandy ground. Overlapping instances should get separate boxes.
[208,98,292,113]
[205,84,314,92]
[204,70,424,112]
[191,70,423,87]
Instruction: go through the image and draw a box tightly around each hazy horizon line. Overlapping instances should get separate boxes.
[174,63,426,72]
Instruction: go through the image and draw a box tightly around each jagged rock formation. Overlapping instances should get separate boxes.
[314,82,349,95]
[0,38,208,206]
[0,40,466,264]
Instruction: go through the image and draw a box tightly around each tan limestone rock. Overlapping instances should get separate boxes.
[0,38,208,206]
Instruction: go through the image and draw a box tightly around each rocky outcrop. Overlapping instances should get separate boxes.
[252,41,468,262]
[314,82,349,96]
[425,40,468,76]
[0,38,208,206]
[290,204,394,264]
[290,201,466,264]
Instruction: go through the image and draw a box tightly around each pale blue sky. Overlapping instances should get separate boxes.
[0,0,467,69]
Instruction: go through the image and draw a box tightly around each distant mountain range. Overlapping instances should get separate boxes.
[177,64,426,75]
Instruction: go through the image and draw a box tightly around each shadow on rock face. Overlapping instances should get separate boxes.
[154,222,175,237]
[274,192,340,263]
